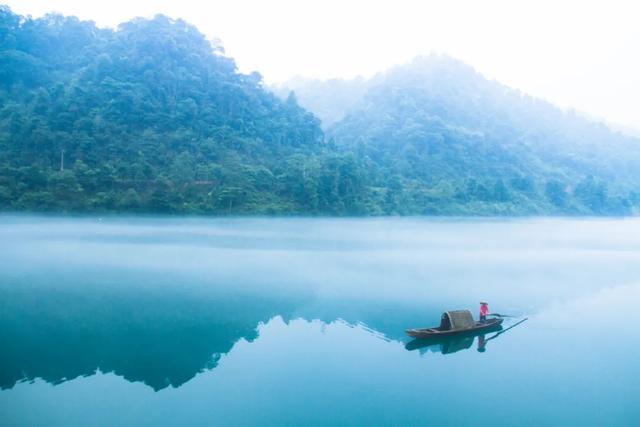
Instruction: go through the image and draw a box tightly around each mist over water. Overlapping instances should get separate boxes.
[1,216,639,425]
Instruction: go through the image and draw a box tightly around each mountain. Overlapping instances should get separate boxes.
[1,5,638,216]
[0,6,368,215]
[278,55,640,215]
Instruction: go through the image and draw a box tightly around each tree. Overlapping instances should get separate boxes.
[545,180,566,208]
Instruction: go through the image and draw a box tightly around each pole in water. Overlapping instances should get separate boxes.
[487,317,528,342]
[60,149,65,171]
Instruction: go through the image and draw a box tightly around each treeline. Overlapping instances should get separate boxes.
[0,7,372,214]
[1,6,638,215]
[287,56,640,215]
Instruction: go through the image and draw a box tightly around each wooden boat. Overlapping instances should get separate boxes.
[406,309,503,338]
[406,332,476,354]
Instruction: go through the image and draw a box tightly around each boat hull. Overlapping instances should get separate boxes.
[406,318,503,338]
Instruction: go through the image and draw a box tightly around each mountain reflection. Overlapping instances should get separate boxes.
[1,279,459,391]
[0,284,303,391]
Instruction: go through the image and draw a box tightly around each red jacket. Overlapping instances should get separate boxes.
[480,305,489,316]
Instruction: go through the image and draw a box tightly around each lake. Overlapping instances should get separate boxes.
[1,216,639,426]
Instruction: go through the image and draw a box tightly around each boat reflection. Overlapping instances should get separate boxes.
[405,318,527,355]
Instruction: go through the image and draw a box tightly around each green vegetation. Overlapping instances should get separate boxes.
[0,7,364,214]
[1,6,639,215]
[285,56,640,215]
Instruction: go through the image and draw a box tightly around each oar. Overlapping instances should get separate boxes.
[488,313,517,318]
[485,317,528,342]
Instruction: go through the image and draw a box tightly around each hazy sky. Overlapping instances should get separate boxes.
[5,0,640,129]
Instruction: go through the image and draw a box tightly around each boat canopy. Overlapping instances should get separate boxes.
[440,310,475,330]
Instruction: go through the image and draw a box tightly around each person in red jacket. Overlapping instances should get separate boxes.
[479,302,489,322]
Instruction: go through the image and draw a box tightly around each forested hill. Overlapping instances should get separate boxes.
[1,6,639,215]
[280,56,640,215]
[0,6,364,214]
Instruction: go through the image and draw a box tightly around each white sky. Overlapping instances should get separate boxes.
[5,0,640,130]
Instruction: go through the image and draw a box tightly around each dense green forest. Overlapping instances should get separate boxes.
[1,6,639,215]
[0,6,363,214]
[279,57,640,215]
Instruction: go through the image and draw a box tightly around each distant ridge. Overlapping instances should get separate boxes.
[1,5,639,215]
[277,54,640,215]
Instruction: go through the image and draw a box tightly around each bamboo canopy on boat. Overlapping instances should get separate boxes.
[440,310,475,330]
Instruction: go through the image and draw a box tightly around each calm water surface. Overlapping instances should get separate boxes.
[1,216,639,426]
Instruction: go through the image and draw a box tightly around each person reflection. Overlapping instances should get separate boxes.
[477,334,487,352]
[407,317,527,357]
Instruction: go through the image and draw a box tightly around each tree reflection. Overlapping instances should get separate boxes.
[0,284,302,391]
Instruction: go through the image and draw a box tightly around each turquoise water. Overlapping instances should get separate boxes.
[1,216,639,426]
